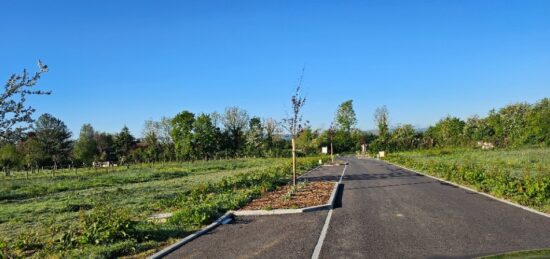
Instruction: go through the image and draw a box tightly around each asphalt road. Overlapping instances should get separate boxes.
[320,157,550,258]
[162,157,550,258]
[164,211,328,259]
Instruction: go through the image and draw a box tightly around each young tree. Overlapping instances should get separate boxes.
[171,111,195,161]
[1,61,51,142]
[282,69,307,186]
[328,123,335,162]
[73,124,97,166]
[34,113,72,171]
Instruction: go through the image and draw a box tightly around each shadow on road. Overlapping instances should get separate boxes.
[334,184,344,208]
[345,180,440,190]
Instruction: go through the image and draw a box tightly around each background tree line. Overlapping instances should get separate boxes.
[370,97,550,152]
[0,107,293,174]
[1,97,547,175]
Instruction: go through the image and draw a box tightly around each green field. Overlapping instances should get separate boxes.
[0,157,324,258]
[386,148,550,212]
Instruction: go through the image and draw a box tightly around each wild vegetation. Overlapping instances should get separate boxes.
[0,156,325,258]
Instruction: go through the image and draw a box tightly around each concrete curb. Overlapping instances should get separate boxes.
[148,211,234,259]
[233,181,340,216]
[381,159,550,219]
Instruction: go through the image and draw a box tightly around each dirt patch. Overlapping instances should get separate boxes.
[241,181,335,210]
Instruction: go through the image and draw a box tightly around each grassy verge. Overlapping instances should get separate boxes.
[385,148,550,212]
[0,156,326,258]
[478,248,550,259]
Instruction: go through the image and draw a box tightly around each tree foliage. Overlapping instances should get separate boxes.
[34,113,72,168]
[171,111,195,161]
[74,124,97,165]
[1,61,51,142]
[334,100,357,134]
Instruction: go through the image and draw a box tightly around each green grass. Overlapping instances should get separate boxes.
[478,248,550,259]
[385,147,550,212]
[0,156,326,258]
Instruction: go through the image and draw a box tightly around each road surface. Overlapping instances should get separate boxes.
[163,157,550,258]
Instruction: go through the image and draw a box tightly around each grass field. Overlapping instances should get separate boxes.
[0,156,325,258]
[386,147,550,212]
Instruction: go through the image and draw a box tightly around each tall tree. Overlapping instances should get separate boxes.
[372,106,390,151]
[246,117,264,157]
[0,144,21,176]
[527,98,550,146]
[1,61,51,142]
[192,114,219,160]
[222,107,249,156]
[94,132,114,162]
[19,135,45,172]
[34,113,72,170]
[263,118,280,153]
[282,69,307,186]
[143,130,160,163]
[374,106,389,141]
[335,100,357,134]
[171,111,195,161]
[113,126,136,164]
[73,124,97,166]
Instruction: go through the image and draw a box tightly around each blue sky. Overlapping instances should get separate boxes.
[1,0,549,137]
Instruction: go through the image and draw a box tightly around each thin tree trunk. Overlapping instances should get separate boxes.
[292,138,297,186]
[331,141,334,164]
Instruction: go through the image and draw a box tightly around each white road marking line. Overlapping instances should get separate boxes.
[311,209,333,259]
[312,162,348,259]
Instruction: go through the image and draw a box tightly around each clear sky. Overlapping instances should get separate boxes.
[1,0,549,137]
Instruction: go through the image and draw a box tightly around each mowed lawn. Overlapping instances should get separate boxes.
[386,147,550,211]
[0,157,306,257]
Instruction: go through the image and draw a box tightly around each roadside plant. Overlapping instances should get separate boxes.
[282,68,308,186]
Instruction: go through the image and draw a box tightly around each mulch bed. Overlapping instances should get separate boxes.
[240,181,335,210]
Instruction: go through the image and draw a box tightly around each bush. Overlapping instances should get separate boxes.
[56,202,137,247]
